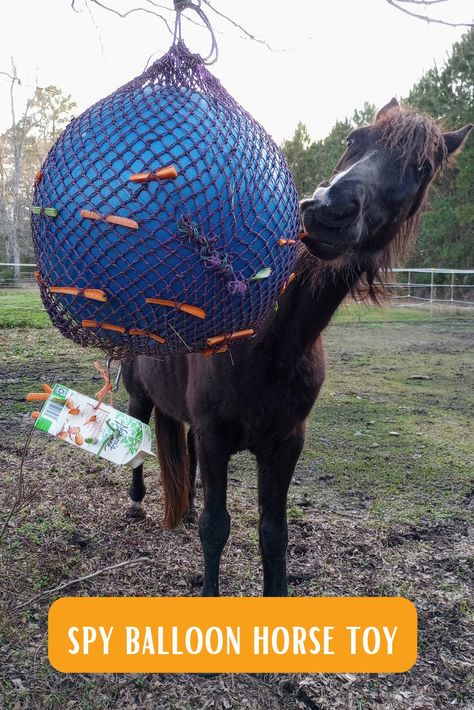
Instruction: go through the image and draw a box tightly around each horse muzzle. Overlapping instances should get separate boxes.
[300,200,359,260]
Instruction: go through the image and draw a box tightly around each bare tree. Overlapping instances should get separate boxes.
[70,0,277,51]
[386,0,473,28]
[0,61,33,284]
[73,0,473,36]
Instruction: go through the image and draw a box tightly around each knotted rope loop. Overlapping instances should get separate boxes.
[173,0,218,64]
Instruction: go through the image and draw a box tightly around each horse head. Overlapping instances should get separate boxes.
[300,99,472,262]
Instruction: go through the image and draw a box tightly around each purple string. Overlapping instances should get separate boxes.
[178,216,247,295]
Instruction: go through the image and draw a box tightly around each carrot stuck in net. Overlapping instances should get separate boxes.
[128,329,166,344]
[128,165,178,183]
[50,286,108,302]
[200,346,228,357]
[145,297,206,320]
[80,209,139,230]
[206,329,255,348]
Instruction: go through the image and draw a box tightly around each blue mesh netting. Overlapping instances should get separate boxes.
[32,41,300,357]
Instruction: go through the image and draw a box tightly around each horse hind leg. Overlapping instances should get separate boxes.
[127,395,154,520]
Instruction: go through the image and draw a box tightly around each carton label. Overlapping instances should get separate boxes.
[35,384,154,467]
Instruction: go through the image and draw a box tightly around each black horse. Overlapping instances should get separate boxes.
[122,99,471,596]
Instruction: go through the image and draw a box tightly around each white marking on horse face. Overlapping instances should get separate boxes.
[313,152,377,206]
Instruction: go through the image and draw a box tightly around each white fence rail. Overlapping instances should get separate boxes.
[1,263,474,305]
[0,263,37,287]
[384,268,474,306]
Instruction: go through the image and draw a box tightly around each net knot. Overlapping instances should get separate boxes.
[173,0,218,64]
[228,277,248,296]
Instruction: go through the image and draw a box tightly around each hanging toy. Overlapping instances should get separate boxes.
[31,1,300,357]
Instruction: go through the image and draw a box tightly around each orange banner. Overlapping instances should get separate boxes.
[48,597,417,673]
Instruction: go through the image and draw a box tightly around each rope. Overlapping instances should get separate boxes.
[173,0,219,64]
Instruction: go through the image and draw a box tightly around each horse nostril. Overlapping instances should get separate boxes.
[323,199,360,225]
[300,199,314,212]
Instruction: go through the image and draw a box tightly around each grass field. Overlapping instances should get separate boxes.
[0,290,473,709]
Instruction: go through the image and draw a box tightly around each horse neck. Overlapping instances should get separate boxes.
[254,257,365,365]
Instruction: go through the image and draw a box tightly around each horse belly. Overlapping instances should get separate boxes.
[136,355,191,423]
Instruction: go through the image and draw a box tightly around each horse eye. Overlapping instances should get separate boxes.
[417,162,430,177]
[346,138,354,148]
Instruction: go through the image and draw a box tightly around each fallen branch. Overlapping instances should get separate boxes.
[15,556,152,610]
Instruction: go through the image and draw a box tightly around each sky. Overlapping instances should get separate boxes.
[0,0,472,143]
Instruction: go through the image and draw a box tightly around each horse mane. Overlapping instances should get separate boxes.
[297,107,450,305]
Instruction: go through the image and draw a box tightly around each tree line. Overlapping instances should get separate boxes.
[282,28,473,267]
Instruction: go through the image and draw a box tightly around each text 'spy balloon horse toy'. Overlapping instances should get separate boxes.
[31,0,300,358]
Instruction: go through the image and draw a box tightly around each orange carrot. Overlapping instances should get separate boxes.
[129,328,166,344]
[206,329,255,348]
[201,346,228,357]
[26,392,49,402]
[145,297,206,320]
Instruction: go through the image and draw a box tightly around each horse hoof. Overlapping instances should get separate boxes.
[127,502,146,520]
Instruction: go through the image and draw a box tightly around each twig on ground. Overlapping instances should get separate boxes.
[15,556,153,610]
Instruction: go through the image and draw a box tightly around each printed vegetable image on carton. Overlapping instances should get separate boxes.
[34,384,154,467]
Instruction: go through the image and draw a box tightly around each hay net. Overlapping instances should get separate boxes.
[32,40,300,358]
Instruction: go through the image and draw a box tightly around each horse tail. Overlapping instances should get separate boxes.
[154,408,190,528]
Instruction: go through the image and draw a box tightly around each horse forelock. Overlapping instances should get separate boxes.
[375,108,447,172]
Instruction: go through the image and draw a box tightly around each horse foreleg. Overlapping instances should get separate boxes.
[195,427,231,596]
[127,396,154,520]
[256,426,305,596]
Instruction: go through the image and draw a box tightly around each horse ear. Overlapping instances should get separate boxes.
[443,124,473,156]
[376,97,399,120]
